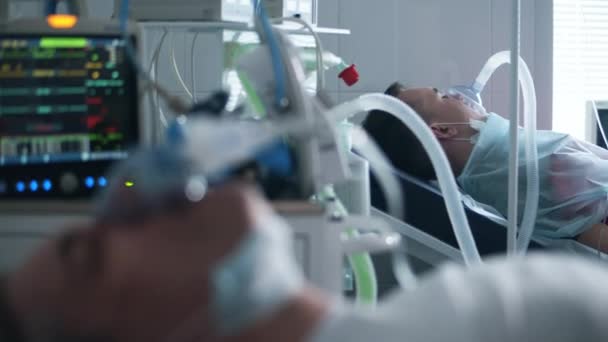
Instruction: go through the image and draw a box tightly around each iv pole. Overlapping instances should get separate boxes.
[507,0,521,255]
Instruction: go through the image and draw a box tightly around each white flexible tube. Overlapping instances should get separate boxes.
[171,33,194,100]
[153,57,168,128]
[149,45,190,124]
[142,31,190,126]
[508,0,521,255]
[230,18,326,93]
[515,59,539,253]
[328,94,482,266]
[469,50,540,254]
[269,17,325,91]
[473,55,508,94]
[350,127,418,290]
[148,29,168,75]
[149,30,168,128]
[275,17,325,91]
[591,101,608,147]
[191,33,200,102]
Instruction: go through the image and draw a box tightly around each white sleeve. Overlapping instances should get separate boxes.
[310,254,608,342]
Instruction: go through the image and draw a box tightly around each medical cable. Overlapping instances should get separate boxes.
[230,17,327,94]
[328,94,482,266]
[149,31,169,128]
[44,0,84,16]
[191,33,200,102]
[121,0,167,128]
[118,0,129,34]
[147,29,168,74]
[171,33,194,100]
[69,0,86,16]
[45,0,58,15]
[251,0,288,109]
[270,17,325,91]
[119,0,191,117]
[590,101,608,148]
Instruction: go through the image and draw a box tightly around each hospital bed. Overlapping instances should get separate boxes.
[368,170,607,296]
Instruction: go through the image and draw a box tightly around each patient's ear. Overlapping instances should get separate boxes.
[430,123,458,140]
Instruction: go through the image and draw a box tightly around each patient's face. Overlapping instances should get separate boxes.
[7,184,259,341]
[395,87,483,124]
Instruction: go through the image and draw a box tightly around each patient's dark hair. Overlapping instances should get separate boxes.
[0,275,25,342]
[362,82,437,180]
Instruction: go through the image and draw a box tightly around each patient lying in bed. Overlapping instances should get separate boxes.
[363,82,608,253]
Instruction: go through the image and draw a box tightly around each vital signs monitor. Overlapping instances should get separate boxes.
[0,17,144,200]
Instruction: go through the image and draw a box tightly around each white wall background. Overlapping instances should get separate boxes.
[8,0,552,125]
[317,0,553,128]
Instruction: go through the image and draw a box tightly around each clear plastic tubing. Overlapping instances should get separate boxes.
[516,58,539,253]
[472,51,539,254]
[329,93,482,266]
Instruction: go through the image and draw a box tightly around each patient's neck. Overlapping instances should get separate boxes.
[442,140,476,177]
[227,287,329,342]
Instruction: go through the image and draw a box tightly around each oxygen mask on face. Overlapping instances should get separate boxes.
[446,86,488,117]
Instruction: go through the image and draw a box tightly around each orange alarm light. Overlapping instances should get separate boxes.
[47,14,78,29]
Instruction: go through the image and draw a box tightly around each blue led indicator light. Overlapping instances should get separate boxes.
[29,180,39,192]
[42,179,53,192]
[85,176,95,189]
[15,181,25,193]
[98,176,107,187]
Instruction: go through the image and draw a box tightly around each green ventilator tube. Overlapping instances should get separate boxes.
[346,229,378,306]
[321,187,378,306]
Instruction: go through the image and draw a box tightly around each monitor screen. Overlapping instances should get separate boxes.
[596,108,608,149]
[0,34,139,199]
[0,35,138,166]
